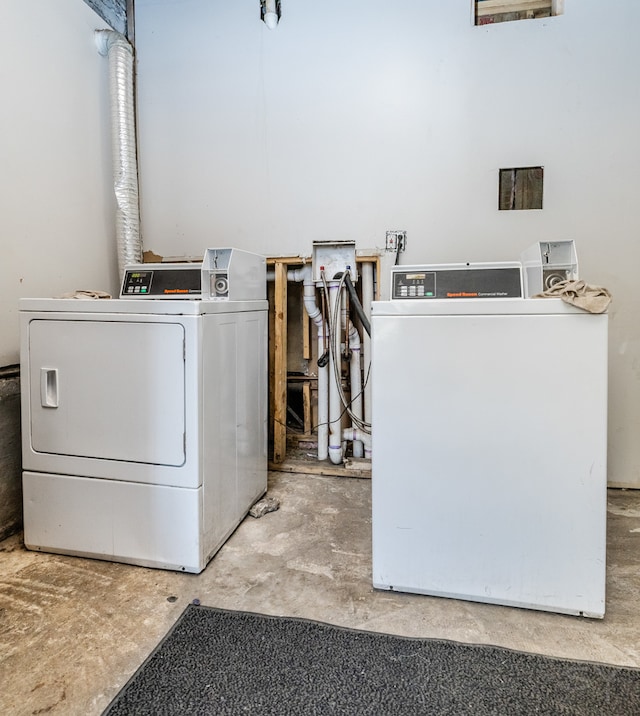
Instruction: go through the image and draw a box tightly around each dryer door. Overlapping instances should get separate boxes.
[28,319,186,467]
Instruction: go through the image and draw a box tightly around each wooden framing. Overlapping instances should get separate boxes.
[267,256,310,464]
[302,381,312,435]
[272,260,290,464]
[267,253,380,470]
[476,0,552,16]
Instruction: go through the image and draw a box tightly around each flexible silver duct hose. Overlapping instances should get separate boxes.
[95,30,142,276]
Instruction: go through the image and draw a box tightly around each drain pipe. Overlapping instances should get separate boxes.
[267,266,360,464]
[268,265,329,461]
[340,289,363,458]
[361,262,374,444]
[95,30,142,276]
[328,280,343,465]
[342,427,371,453]
[296,266,329,462]
[347,322,364,458]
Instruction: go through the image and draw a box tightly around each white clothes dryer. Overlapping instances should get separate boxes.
[20,297,268,573]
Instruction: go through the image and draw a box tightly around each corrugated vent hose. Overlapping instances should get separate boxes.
[95,30,142,276]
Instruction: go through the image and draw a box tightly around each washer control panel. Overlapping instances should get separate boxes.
[391,263,522,300]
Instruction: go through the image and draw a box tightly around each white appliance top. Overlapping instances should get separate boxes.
[19,298,268,315]
[372,297,603,317]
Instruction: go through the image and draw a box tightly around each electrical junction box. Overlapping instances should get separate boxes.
[521,241,578,298]
[201,248,266,301]
[312,240,358,283]
[390,262,523,300]
[120,263,201,299]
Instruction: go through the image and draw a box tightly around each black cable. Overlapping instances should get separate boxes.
[343,273,371,337]
[317,277,330,368]
[274,382,370,435]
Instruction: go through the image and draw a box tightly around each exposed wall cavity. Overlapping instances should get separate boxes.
[0,367,22,541]
[83,0,128,36]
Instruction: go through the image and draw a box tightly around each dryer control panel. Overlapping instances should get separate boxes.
[120,248,266,301]
[120,265,201,298]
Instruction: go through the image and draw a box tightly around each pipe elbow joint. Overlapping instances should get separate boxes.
[95,29,132,57]
[328,444,343,465]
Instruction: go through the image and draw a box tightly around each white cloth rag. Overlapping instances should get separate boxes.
[534,279,611,314]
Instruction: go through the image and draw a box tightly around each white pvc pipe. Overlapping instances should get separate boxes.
[301,269,329,462]
[342,427,372,451]
[328,281,343,465]
[552,0,564,15]
[263,0,279,29]
[315,325,329,462]
[266,267,308,283]
[361,262,374,457]
[266,265,331,461]
[95,30,142,277]
[347,322,364,458]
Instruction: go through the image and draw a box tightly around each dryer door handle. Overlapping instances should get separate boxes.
[40,368,59,408]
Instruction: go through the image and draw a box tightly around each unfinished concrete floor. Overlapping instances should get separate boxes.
[1,472,640,715]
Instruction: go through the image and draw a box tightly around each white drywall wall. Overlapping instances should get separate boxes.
[135,0,640,487]
[0,0,118,367]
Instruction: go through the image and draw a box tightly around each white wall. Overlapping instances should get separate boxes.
[135,0,640,487]
[0,0,119,367]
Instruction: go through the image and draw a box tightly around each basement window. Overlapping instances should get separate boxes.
[475,0,564,26]
[499,167,544,210]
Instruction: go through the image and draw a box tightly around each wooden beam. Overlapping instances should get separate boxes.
[302,381,312,435]
[266,256,310,266]
[272,261,288,464]
[476,0,552,16]
[269,457,371,480]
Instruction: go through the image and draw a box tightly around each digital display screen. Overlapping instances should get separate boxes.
[121,268,201,298]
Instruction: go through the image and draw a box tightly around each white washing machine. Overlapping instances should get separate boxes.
[371,294,608,618]
[20,297,268,573]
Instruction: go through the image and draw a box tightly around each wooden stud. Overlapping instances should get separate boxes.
[272,261,288,464]
[267,279,276,458]
[302,300,311,361]
[303,381,312,435]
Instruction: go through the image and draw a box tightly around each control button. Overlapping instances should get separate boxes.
[409,286,417,296]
